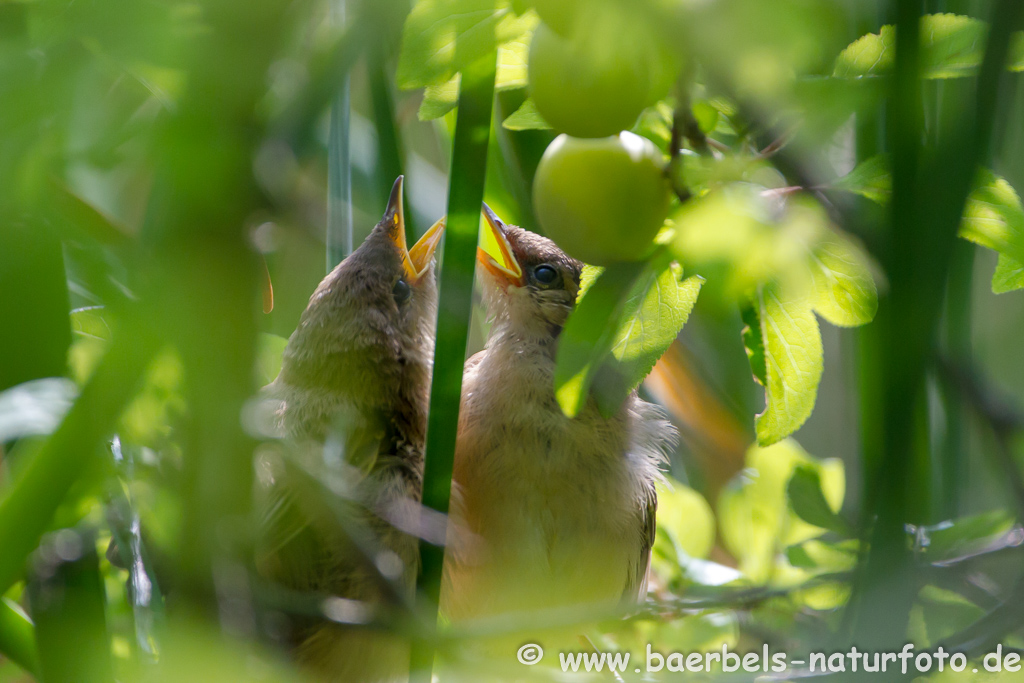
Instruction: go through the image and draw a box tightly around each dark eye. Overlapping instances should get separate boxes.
[533,264,559,287]
[393,278,412,305]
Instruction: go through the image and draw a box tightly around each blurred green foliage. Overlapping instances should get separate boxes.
[0,0,1023,681]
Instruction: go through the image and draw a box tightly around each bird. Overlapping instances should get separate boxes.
[257,176,444,683]
[441,205,676,636]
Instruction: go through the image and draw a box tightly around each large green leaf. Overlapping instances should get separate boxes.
[553,261,648,418]
[746,286,823,447]
[594,262,703,417]
[418,33,533,120]
[834,14,1024,79]
[554,254,701,418]
[992,254,1024,293]
[397,0,535,90]
[807,235,878,327]
[959,169,1024,265]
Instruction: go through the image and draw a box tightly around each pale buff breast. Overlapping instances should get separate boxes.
[444,341,659,621]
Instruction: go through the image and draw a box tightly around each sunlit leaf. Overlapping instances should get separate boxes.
[787,465,851,536]
[751,287,823,447]
[555,253,702,418]
[718,439,844,582]
[501,97,550,130]
[807,235,878,327]
[834,14,1024,79]
[653,476,715,576]
[959,169,1024,265]
[992,253,1024,293]
[671,187,825,299]
[396,0,536,89]
[595,262,703,416]
[553,261,647,417]
[419,35,533,120]
[830,154,891,204]
[419,78,461,120]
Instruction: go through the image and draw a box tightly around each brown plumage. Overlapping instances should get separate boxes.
[258,177,443,682]
[442,206,675,631]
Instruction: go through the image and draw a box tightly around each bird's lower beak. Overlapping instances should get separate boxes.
[385,176,446,283]
[477,203,524,287]
[407,216,445,281]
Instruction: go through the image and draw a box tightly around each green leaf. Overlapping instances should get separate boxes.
[787,465,852,536]
[718,439,845,582]
[554,261,648,418]
[501,97,550,130]
[993,253,1024,293]
[959,169,1024,266]
[594,262,703,416]
[834,14,1024,79]
[396,0,536,90]
[419,77,461,121]
[909,586,986,647]
[631,102,673,153]
[554,254,702,418]
[652,477,716,586]
[830,155,892,204]
[0,379,78,443]
[752,286,823,447]
[419,36,532,121]
[807,235,878,327]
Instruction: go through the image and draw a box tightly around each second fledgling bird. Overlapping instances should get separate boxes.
[442,206,676,628]
[259,176,443,682]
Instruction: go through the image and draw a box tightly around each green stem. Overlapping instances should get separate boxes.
[411,50,497,683]
[852,0,1024,648]
[327,0,353,268]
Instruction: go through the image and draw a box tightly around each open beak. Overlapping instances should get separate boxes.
[384,176,446,283]
[477,203,524,287]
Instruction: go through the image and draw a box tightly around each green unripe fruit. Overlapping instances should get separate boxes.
[528,16,676,139]
[533,132,670,266]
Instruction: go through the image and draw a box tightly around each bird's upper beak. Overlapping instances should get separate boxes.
[477,203,524,287]
[384,176,446,283]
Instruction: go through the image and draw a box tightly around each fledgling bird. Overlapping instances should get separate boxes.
[442,206,676,630]
[258,176,444,683]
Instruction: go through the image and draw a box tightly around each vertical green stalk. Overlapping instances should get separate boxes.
[852,0,1024,648]
[938,237,975,519]
[411,50,497,683]
[327,0,353,269]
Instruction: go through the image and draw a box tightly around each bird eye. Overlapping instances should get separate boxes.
[533,264,559,287]
[393,278,412,305]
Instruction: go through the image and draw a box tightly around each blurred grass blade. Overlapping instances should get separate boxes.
[0,598,40,677]
[0,321,159,596]
[28,528,114,683]
[327,0,353,269]
[412,49,497,683]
